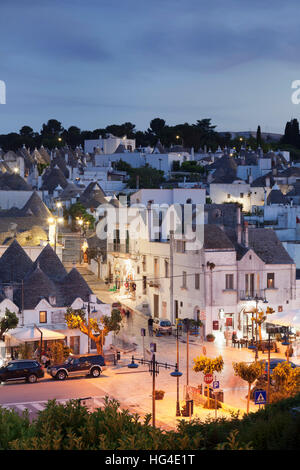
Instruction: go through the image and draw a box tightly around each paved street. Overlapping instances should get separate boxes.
[3,262,297,430]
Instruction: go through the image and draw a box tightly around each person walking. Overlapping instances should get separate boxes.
[148,317,154,336]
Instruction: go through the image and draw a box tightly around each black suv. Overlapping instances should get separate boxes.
[0,360,44,384]
[48,354,106,380]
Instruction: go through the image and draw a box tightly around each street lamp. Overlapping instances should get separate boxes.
[282,327,291,363]
[76,217,84,263]
[128,354,182,427]
[247,293,268,361]
[48,215,63,253]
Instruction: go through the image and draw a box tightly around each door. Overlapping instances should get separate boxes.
[174,300,179,319]
[153,294,159,318]
[5,362,24,381]
[70,336,80,354]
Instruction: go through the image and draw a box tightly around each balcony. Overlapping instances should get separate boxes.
[107,243,131,256]
[239,290,267,302]
[148,279,160,288]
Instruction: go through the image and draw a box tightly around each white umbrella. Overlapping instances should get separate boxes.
[267,309,300,329]
[5,325,66,346]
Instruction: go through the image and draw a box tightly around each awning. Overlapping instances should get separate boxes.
[5,326,66,346]
[267,310,300,329]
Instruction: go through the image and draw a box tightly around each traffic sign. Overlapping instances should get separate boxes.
[213,380,219,389]
[204,373,213,384]
[254,389,267,405]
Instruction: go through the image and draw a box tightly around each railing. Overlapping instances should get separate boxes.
[239,290,266,301]
[107,243,130,254]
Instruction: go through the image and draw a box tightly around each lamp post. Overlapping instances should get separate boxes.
[128,355,182,427]
[175,325,181,416]
[48,215,63,253]
[282,327,291,364]
[247,293,268,361]
[76,217,84,263]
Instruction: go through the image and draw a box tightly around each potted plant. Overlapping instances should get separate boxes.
[154,390,165,400]
[206,334,215,342]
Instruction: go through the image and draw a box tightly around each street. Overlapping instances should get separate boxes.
[2,332,295,428]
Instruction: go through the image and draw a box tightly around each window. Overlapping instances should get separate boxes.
[164,260,169,278]
[39,311,47,323]
[113,229,120,251]
[143,276,147,295]
[182,271,187,288]
[267,273,275,288]
[142,256,146,271]
[154,258,159,278]
[176,240,186,253]
[195,273,200,290]
[225,274,234,290]
[245,273,254,297]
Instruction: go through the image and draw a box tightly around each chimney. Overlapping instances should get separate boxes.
[244,221,249,247]
[89,294,97,304]
[4,286,13,301]
[265,176,270,188]
[49,295,56,306]
[237,206,242,244]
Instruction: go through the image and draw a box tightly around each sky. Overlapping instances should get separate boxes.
[1,0,300,135]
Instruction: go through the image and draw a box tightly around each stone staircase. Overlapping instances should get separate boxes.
[62,234,82,264]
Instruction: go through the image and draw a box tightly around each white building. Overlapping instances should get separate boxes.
[84,133,136,154]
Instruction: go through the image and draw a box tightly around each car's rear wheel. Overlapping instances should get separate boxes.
[91,367,101,378]
[56,370,67,380]
[27,374,37,383]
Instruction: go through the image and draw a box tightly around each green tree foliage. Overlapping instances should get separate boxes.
[281,118,300,148]
[193,356,224,409]
[271,361,300,398]
[48,342,72,364]
[65,202,95,230]
[64,307,122,355]
[127,166,165,189]
[17,343,34,359]
[0,308,19,341]
[233,361,265,413]
[1,393,300,450]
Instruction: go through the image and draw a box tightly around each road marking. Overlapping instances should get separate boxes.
[31,403,45,411]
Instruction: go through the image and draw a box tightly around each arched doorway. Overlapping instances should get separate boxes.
[194,306,205,341]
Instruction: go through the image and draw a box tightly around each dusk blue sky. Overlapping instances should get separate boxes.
[1,0,300,135]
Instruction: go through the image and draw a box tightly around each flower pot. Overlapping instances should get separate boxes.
[206,335,215,342]
[154,390,165,400]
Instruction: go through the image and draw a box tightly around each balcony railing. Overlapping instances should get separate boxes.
[107,243,130,254]
[239,290,267,301]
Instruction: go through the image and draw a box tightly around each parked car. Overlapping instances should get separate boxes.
[48,354,106,380]
[153,319,172,335]
[262,358,300,379]
[0,359,44,384]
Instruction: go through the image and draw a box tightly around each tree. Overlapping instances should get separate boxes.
[48,342,72,364]
[148,118,166,136]
[0,308,19,341]
[65,307,122,355]
[19,126,34,138]
[256,125,262,146]
[193,355,224,408]
[233,361,264,413]
[271,361,300,399]
[127,166,165,189]
[65,202,95,230]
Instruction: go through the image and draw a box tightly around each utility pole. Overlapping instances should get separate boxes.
[170,230,174,324]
